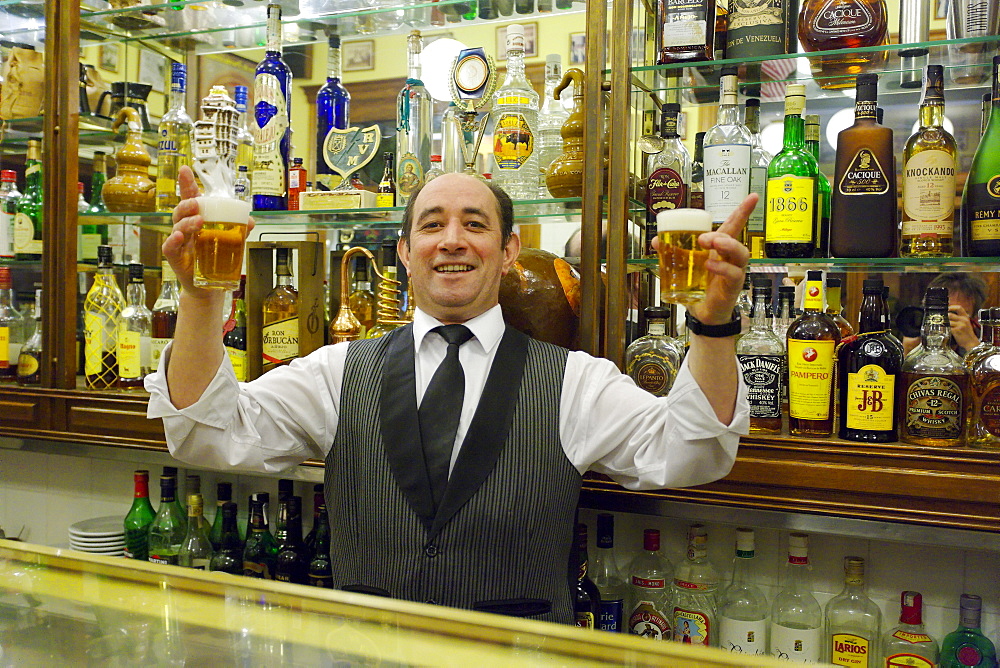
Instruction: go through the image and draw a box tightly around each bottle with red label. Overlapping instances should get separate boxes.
[646,103,690,251]
[671,524,720,647]
[881,591,939,668]
[824,556,882,667]
[940,594,998,668]
[288,157,307,210]
[787,270,842,436]
[626,529,674,639]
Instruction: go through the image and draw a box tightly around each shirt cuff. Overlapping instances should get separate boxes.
[145,341,240,429]
[666,357,751,439]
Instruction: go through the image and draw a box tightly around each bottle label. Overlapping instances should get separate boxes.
[243,560,271,579]
[719,616,767,655]
[903,375,964,439]
[149,553,179,566]
[891,631,933,644]
[493,112,535,170]
[830,632,871,666]
[309,573,333,588]
[704,144,752,226]
[289,169,301,189]
[660,0,708,48]
[252,72,289,198]
[629,601,671,639]
[770,623,821,662]
[397,153,424,199]
[189,558,210,570]
[803,279,824,311]
[978,384,1000,437]
[673,607,710,645]
[118,329,142,378]
[0,327,9,369]
[632,576,665,589]
[846,362,895,431]
[13,212,41,255]
[599,599,623,632]
[838,148,890,196]
[575,611,596,628]
[376,193,395,207]
[884,653,933,667]
[263,317,299,365]
[647,167,687,216]
[738,354,783,418]
[787,338,836,420]
[84,312,107,376]
[765,175,815,243]
[151,337,170,371]
[634,361,669,394]
[749,165,767,234]
[227,346,248,382]
[726,0,784,56]
[967,176,1000,242]
[902,149,956,225]
[811,0,877,36]
[691,191,704,209]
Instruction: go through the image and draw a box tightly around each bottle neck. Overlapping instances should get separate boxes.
[802,279,825,313]
[504,48,527,86]
[266,7,282,55]
[919,100,944,129]
[730,550,754,583]
[751,291,769,330]
[328,45,342,81]
[407,38,421,82]
[855,98,878,123]
[783,114,804,149]
[921,307,951,350]
[718,76,740,124]
[859,292,886,333]
[745,106,761,136]
[169,83,186,112]
[134,476,150,499]
[127,281,146,306]
[647,318,666,336]
[827,287,842,315]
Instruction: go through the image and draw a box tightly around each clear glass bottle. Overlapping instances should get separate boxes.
[719,528,769,655]
[737,280,785,434]
[825,556,882,667]
[537,54,569,202]
[627,528,674,639]
[491,24,540,200]
[940,594,998,668]
[745,98,772,258]
[881,591,939,668]
[736,274,753,321]
[209,502,243,575]
[252,2,292,211]
[769,533,823,662]
[147,474,186,566]
[233,85,255,187]
[396,30,432,204]
[16,289,41,387]
[76,181,89,214]
[155,62,194,213]
[772,284,796,341]
[672,523,720,647]
[626,306,682,397]
[234,165,251,203]
[0,169,21,259]
[117,262,152,389]
[0,266,23,382]
[703,66,752,230]
[646,103,692,245]
[690,131,705,210]
[592,513,628,633]
[262,247,299,372]
[425,154,445,182]
[85,245,125,389]
[151,260,178,373]
[441,103,466,175]
[965,308,994,373]
[123,469,156,561]
[178,493,214,570]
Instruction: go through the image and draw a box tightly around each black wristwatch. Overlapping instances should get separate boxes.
[685,310,742,338]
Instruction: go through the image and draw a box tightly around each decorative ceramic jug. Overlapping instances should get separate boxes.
[545,68,589,198]
[102,106,155,213]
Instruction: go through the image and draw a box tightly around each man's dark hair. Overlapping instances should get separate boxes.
[400,176,515,248]
[928,272,988,315]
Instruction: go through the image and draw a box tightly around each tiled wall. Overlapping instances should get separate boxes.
[2,437,997,648]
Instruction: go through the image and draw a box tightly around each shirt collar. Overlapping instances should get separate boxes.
[412,305,505,354]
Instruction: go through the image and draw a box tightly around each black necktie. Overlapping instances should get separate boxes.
[419,324,474,510]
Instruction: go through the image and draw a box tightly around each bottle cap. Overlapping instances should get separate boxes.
[596,513,614,548]
[779,285,795,294]
[788,532,809,557]
[924,286,948,310]
[806,270,822,282]
[97,245,113,267]
[735,527,754,553]
[430,155,442,162]
[314,483,325,492]
[78,182,84,193]
[328,33,340,49]
[644,305,670,320]
[134,469,149,480]
[0,170,15,181]
[863,278,884,293]
[128,262,144,283]
[546,53,560,66]
[959,593,983,628]
[900,591,923,625]
[721,65,738,78]
[217,481,233,501]
[745,98,760,108]
[188,493,203,515]
[187,474,201,493]
[278,478,294,497]
[163,465,177,476]
[826,277,841,288]
[505,24,525,51]
[856,73,878,86]
[0,266,10,289]
[161,260,177,282]
[751,275,770,289]
[643,528,660,552]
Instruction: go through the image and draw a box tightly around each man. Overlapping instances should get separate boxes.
[147,166,752,623]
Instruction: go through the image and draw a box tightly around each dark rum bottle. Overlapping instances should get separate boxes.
[274,495,309,585]
[798,0,888,89]
[787,271,841,436]
[657,0,718,64]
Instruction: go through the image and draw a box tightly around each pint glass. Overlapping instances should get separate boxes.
[194,196,251,290]
[656,208,712,305]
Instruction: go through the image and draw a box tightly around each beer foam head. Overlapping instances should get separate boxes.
[656,208,712,233]
[196,196,251,225]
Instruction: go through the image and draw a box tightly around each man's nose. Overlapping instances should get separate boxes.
[438,220,466,249]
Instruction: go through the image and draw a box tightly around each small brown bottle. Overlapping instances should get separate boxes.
[377,152,397,207]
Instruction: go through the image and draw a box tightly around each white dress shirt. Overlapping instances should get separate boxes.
[146,305,749,490]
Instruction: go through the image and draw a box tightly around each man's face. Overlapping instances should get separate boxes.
[398,173,520,324]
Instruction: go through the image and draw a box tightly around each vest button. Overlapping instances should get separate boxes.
[424,544,439,558]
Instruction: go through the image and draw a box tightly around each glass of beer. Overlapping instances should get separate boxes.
[193,196,251,291]
[656,208,712,305]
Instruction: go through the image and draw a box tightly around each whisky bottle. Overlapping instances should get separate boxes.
[900,287,968,447]
[704,67,752,231]
[592,513,627,633]
[307,502,332,587]
[968,313,1000,448]
[15,290,41,387]
[243,493,278,579]
[737,280,785,434]
[627,529,674,639]
[671,524,719,646]
[765,84,818,259]
[881,591,940,668]
[0,266,23,382]
[626,306,683,397]
[804,114,831,257]
[85,245,125,389]
[657,0,718,63]
[689,132,706,211]
[223,276,248,382]
[252,2,292,211]
[303,482,324,558]
[825,278,854,339]
[13,138,42,261]
[787,271,841,436]
[262,247,299,373]
[901,65,958,258]
[770,533,822,663]
[965,308,994,372]
[718,528,769,655]
[377,152,397,207]
[287,157,307,210]
[155,62,194,213]
[830,73,896,258]
[348,258,376,338]
[940,594,998,668]
[962,57,1000,257]
[647,103,691,230]
[798,0,888,89]
[824,557,882,667]
[209,481,233,550]
[117,262,152,389]
[837,277,901,442]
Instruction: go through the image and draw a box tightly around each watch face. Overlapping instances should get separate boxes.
[455,55,488,93]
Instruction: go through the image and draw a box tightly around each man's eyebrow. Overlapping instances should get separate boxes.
[416,205,445,222]
[416,205,492,222]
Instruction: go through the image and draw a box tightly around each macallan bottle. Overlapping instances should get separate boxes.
[830,73,895,258]
[962,56,1000,258]
[657,0,718,64]
[704,67,752,231]
[798,0,888,89]
[262,247,299,373]
[787,270,841,436]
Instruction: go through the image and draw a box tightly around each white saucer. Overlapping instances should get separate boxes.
[68,516,124,538]
[68,533,125,545]
[70,539,126,549]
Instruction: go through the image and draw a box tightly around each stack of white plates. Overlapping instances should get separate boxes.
[68,516,125,556]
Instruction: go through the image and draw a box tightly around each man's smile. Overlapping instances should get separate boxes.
[434,263,475,273]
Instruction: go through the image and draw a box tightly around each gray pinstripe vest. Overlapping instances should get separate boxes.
[324,323,580,624]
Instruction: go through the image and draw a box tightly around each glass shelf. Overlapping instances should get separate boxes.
[0,115,158,152]
[627,256,1000,273]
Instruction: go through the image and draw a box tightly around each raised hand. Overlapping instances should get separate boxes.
[688,193,754,326]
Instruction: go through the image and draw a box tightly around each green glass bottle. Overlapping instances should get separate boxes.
[147,475,186,566]
[963,56,1000,257]
[209,502,244,575]
[940,594,998,668]
[804,114,831,258]
[243,493,278,579]
[307,502,332,588]
[13,138,43,261]
[80,151,108,263]
[123,470,156,561]
[209,481,234,551]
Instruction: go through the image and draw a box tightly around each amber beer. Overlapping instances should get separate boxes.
[194,197,251,290]
[656,208,713,304]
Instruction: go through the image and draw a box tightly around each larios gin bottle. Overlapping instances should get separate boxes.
[252,2,292,211]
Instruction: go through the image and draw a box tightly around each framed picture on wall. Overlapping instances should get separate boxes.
[192,52,255,109]
[138,49,168,93]
[343,39,375,72]
[496,23,537,61]
[569,32,586,64]
[99,43,120,73]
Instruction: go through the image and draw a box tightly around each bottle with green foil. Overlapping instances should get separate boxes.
[940,594,998,668]
[80,151,108,263]
[243,492,278,579]
[123,469,156,561]
[147,474,186,566]
[804,114,831,258]
[13,138,43,261]
[963,56,1000,257]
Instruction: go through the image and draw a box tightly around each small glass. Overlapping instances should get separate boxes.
[656,207,712,305]
[193,196,251,291]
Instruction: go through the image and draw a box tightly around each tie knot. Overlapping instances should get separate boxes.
[434,324,474,347]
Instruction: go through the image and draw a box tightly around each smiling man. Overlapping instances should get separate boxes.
[147,169,751,624]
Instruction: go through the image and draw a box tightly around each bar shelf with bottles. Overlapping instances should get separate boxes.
[628,256,1000,274]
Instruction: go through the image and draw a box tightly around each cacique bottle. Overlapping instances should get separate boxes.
[627,528,674,639]
[672,524,720,646]
[0,266,24,382]
[147,474,186,566]
[151,260,179,374]
[396,30,432,204]
[825,556,882,667]
[940,594,998,668]
[16,289,41,387]
[769,533,822,663]
[155,62,194,213]
[117,262,152,389]
[13,138,43,261]
[315,33,350,192]
[745,98,773,259]
[209,502,244,575]
[0,169,21,258]
[84,245,126,389]
[718,528,769,656]
[804,114,831,258]
[737,280,785,434]
[591,513,627,633]
[491,24,540,200]
[703,66,752,231]
[787,271,841,436]
[262,247,298,372]
[646,103,692,247]
[765,84,818,259]
[178,493,214,570]
[274,495,310,585]
[537,54,569,202]
[881,591,939,668]
[243,493,278,579]
[123,469,156,561]
[625,306,683,397]
[963,56,1000,257]
[307,502,333,587]
[252,2,292,211]
[572,523,602,628]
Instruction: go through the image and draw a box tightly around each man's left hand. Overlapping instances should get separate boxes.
[688,194,754,326]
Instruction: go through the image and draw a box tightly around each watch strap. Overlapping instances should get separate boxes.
[685,310,742,338]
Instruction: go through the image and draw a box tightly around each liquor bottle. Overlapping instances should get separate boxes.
[151,260,179,373]
[769,533,823,663]
[626,306,683,397]
[163,465,187,526]
[442,103,466,175]
[572,523,602,629]
[765,84,818,259]
[426,155,444,182]
[233,85,254,188]
[224,275,248,382]
[209,502,243,575]
[787,271,841,435]
[178,493,214,569]
[16,289,41,387]
[155,62,194,213]
[900,65,958,258]
[274,495,310,584]
[703,67,752,231]
[824,278,854,339]
[397,30,433,204]
[825,556,882,667]
[773,284,797,340]
[262,247,298,372]
[234,165,251,203]
[491,24,540,200]
[77,182,89,214]
[964,308,994,372]
[537,54,569,201]
[14,138,43,261]
[745,98,773,259]
[88,152,108,215]
[117,262,152,389]
[900,287,968,446]
[882,591,939,668]
[367,242,403,339]
[646,103,691,242]
[77,188,99,265]
[837,278,901,442]
[243,493,278,579]
[349,258,376,338]
[148,474,186,566]
[252,2,293,211]
[962,57,1000,258]
[377,152,397,207]
[940,594,998,668]
[737,274,754,322]
[672,524,719,646]
[307,502,333,587]
[303,483,325,558]
[287,157,307,210]
[737,280,785,434]
[798,0,888,89]
[983,92,992,138]
[591,513,627,633]
[719,528,769,655]
[804,114,831,258]
[0,266,23,382]
[278,477,294,502]
[123,470,156,561]
[656,0,718,63]
[691,132,706,210]
[0,169,20,258]
[968,311,1000,448]
[627,529,674,639]
[726,0,798,59]
[84,245,125,389]
[829,73,895,257]
[209,481,234,550]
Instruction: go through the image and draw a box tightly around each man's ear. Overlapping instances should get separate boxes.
[501,232,521,275]
[397,235,411,276]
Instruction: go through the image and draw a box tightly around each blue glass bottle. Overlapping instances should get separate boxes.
[252,2,292,211]
[315,33,351,192]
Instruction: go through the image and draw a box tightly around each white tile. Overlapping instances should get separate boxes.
[922,602,956,643]
[964,549,1000,616]
[868,541,964,611]
[808,533,870,596]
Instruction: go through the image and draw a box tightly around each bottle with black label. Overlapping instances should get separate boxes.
[657,0,719,64]
[726,0,798,60]
[737,279,785,434]
[626,306,683,397]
